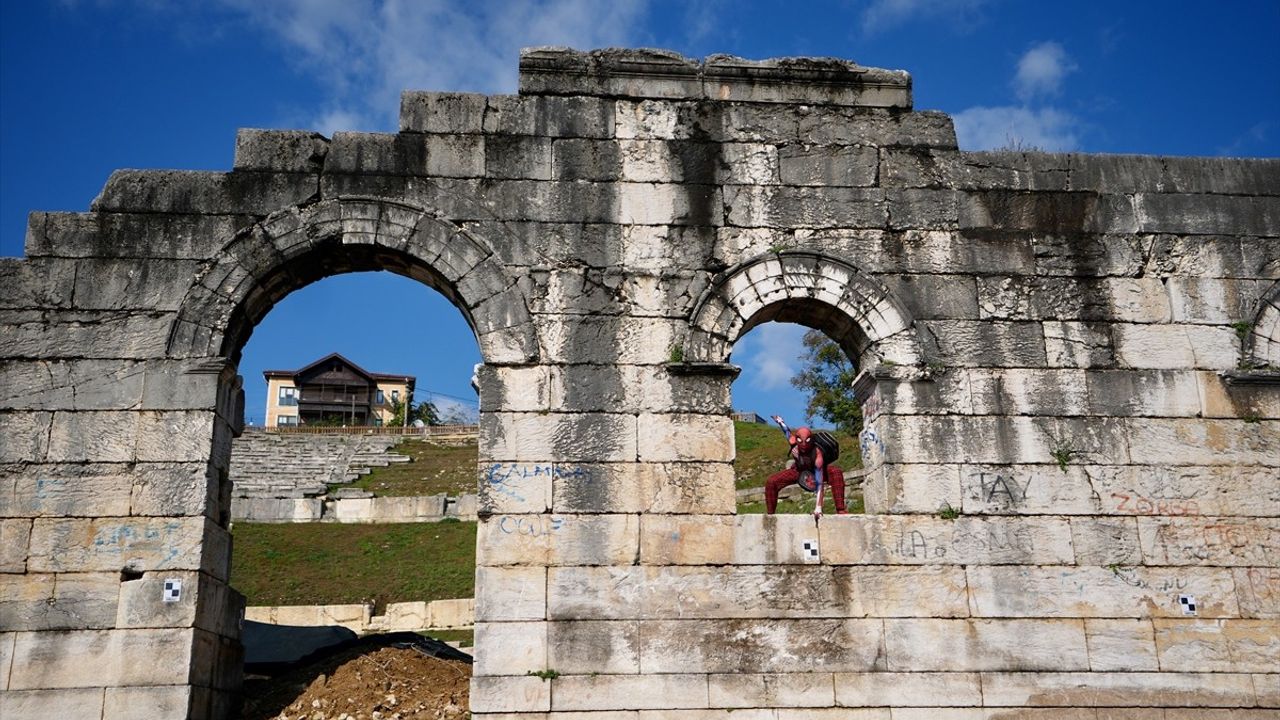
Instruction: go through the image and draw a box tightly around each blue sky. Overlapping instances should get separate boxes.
[3,1,1277,427]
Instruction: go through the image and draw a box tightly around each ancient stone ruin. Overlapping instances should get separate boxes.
[1,47,1277,718]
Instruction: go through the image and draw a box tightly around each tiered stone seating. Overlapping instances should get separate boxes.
[230,431,408,499]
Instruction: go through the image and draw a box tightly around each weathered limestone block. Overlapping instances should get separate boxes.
[119,571,240,636]
[425,133,486,177]
[230,497,321,522]
[321,131,429,175]
[486,135,556,180]
[1198,372,1280,421]
[1126,418,1279,466]
[1234,567,1280,618]
[958,151,1072,191]
[723,185,886,228]
[0,411,52,462]
[875,415,1129,466]
[3,463,133,517]
[539,315,681,365]
[638,514,735,565]
[27,516,227,575]
[1042,320,1115,368]
[819,515,1074,565]
[960,190,1137,235]
[0,572,120,631]
[779,144,877,187]
[1069,517,1142,568]
[0,258,76,309]
[548,619,641,674]
[0,518,34,576]
[132,463,219,518]
[0,688,106,719]
[1085,618,1159,671]
[473,621,547,676]
[884,618,1088,671]
[1167,277,1268,324]
[886,188,961,229]
[44,410,138,463]
[1154,619,1280,673]
[8,627,196,689]
[480,462,552,515]
[92,169,317,215]
[480,412,639,463]
[0,310,175,360]
[1255,673,1280,707]
[708,672,834,708]
[977,276,1171,323]
[1112,323,1240,370]
[482,94,615,138]
[475,567,546,622]
[981,671,1258,707]
[103,685,198,720]
[400,91,486,133]
[469,675,552,714]
[639,618,885,673]
[476,513,639,567]
[550,674,708,712]
[72,259,199,312]
[834,671,983,707]
[233,128,328,172]
[965,368,1091,416]
[966,566,1240,618]
[551,462,735,515]
[1138,193,1280,236]
[1084,369,1203,417]
[919,319,1047,367]
[637,413,733,462]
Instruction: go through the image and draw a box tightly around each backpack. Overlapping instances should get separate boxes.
[811,430,840,464]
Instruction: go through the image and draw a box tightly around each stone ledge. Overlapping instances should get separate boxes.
[519,47,912,109]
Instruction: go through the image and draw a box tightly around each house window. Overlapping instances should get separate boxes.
[279,386,298,406]
[377,389,386,405]
[391,390,400,404]
[276,415,298,427]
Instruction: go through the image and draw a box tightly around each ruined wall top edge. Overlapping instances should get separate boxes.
[517,46,913,109]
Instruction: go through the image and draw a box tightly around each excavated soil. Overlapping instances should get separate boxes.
[242,645,470,720]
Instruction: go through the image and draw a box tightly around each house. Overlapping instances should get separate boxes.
[263,353,415,427]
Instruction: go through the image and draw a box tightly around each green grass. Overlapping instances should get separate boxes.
[334,439,478,497]
[230,522,476,607]
[420,629,474,648]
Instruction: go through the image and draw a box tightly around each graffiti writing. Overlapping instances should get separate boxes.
[484,463,592,503]
[1154,521,1280,565]
[889,524,1036,560]
[497,515,564,536]
[859,427,884,461]
[969,471,1032,505]
[1111,492,1201,516]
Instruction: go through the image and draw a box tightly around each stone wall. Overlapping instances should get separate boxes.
[1,47,1277,719]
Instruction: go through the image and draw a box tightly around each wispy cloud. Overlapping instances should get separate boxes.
[1014,41,1076,102]
[738,322,807,391]
[860,0,989,35]
[215,0,649,131]
[954,41,1081,151]
[1217,121,1270,157]
[953,105,1079,151]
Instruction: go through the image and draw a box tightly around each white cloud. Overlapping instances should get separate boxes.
[215,0,649,131]
[861,0,988,35]
[1014,41,1076,102]
[952,105,1080,151]
[739,322,807,391]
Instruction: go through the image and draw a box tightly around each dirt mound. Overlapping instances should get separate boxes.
[242,645,470,720]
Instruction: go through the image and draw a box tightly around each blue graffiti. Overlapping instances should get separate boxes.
[484,463,593,502]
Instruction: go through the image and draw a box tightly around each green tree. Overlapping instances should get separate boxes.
[388,397,442,427]
[790,329,861,435]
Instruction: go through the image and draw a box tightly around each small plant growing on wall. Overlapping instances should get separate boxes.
[936,502,961,520]
[668,344,684,363]
[1050,444,1082,472]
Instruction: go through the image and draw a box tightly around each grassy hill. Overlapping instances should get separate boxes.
[337,439,476,497]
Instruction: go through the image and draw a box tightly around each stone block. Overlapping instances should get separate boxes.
[887,188,960,229]
[551,138,621,181]
[0,411,52,462]
[0,632,12,690]
[1086,619,1159,671]
[0,688,105,719]
[72,259,199,312]
[981,671,1257,707]
[116,569,207,629]
[550,674,708,711]
[476,365,551,413]
[919,319,1047,367]
[638,618,885,673]
[779,144,877,187]
[1255,673,1280,707]
[474,621,547,676]
[1138,193,1280,236]
[1234,567,1280,618]
[28,516,217,574]
[960,190,1137,234]
[399,91,486,133]
[0,257,77,309]
[486,135,553,180]
[3,463,133,517]
[233,128,328,172]
[880,274,980,321]
[833,671,982,706]
[480,412,639,463]
[977,276,1171,323]
[1085,369,1203,417]
[322,131,429,175]
[470,675,552,714]
[1167,277,1267,324]
[0,572,120,631]
[967,566,1239,618]
[639,514,734,565]
[732,513,831,565]
[617,182,721,226]
[723,185,886,228]
[0,519,32,572]
[92,169,318,215]
[539,314,682,365]
[476,566,546,622]
[834,565,970,617]
[1154,619,1280,673]
[477,514,639,567]
[1126,418,1279,466]
[1112,323,1239,370]
[0,359,146,412]
[45,410,138,463]
[8,627,195,689]
[966,368,1091,416]
[551,462,734,515]
[484,94,614,138]
[230,497,322,523]
[884,618,1088,671]
[819,515,1074,565]
[547,619,641,674]
[427,134,486,177]
[1043,320,1116,368]
[1198,371,1280,421]
[103,685,195,720]
[874,414,1129,466]
[708,672,834,708]
[1070,516,1143,566]
[637,413,734,462]
[428,598,473,629]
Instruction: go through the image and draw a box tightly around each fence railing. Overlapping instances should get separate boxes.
[252,424,479,438]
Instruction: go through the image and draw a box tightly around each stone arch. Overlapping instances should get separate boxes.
[1245,278,1280,369]
[683,250,922,367]
[166,196,540,366]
